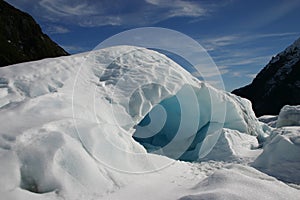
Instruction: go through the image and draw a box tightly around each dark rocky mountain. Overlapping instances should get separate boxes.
[232,37,300,117]
[0,0,68,67]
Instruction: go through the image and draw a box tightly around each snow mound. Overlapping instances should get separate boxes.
[179,164,300,200]
[252,126,300,184]
[276,105,300,128]
[0,46,268,199]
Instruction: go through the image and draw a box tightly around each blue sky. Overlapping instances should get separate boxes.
[6,0,300,91]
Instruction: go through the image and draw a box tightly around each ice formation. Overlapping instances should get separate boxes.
[276,105,300,128]
[253,127,300,184]
[0,46,298,199]
[258,115,278,128]
[253,105,300,184]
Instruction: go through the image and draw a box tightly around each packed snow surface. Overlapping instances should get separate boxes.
[0,46,299,199]
[179,164,300,200]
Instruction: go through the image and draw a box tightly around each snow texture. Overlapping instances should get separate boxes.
[252,126,300,184]
[0,46,297,199]
[258,115,278,128]
[276,105,300,128]
[179,164,300,200]
[199,128,261,162]
[253,105,300,185]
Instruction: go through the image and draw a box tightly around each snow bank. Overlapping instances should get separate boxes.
[276,105,300,128]
[179,164,300,200]
[252,126,300,184]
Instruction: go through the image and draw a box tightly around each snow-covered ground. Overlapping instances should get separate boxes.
[0,46,299,199]
[253,105,300,185]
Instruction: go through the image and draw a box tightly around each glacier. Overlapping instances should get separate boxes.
[0,46,299,199]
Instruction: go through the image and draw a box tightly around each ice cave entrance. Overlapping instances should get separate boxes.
[133,85,220,161]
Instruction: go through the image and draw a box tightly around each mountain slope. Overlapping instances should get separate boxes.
[0,0,68,67]
[232,37,300,117]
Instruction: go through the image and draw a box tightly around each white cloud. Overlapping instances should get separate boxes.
[218,66,230,75]
[146,0,206,18]
[246,0,300,29]
[46,25,70,34]
[36,0,126,26]
[7,0,223,27]
[200,35,240,51]
[254,32,299,39]
[218,55,272,66]
[78,16,122,27]
[246,73,257,79]
[190,65,230,79]
[231,71,243,77]
[39,0,97,17]
[197,31,299,81]
[200,32,299,52]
